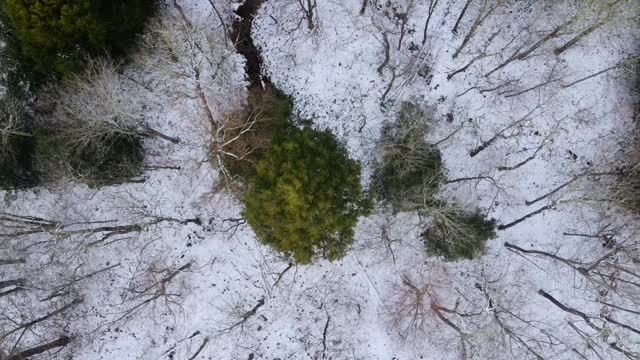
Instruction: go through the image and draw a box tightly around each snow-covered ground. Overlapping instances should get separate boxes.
[1,0,639,359]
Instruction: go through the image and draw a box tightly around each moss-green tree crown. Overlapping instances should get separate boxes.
[244,126,370,264]
[2,0,157,78]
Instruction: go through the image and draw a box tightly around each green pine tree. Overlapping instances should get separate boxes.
[1,0,158,79]
[244,126,370,264]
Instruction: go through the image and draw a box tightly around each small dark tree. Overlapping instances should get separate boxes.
[609,60,640,214]
[0,95,37,188]
[375,102,445,210]
[244,126,370,264]
[35,129,143,187]
[1,0,158,79]
[422,207,496,261]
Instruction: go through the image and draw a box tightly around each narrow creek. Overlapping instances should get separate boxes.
[231,0,271,91]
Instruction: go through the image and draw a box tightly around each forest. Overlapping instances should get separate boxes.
[0,0,639,359]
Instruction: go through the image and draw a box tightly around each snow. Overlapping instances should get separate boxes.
[1,0,639,359]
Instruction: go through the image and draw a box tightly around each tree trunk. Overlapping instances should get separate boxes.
[554,21,605,56]
[0,279,25,289]
[305,0,315,30]
[452,0,473,34]
[0,258,25,266]
[453,0,494,59]
[359,0,368,15]
[142,125,181,144]
[3,298,83,337]
[7,336,72,360]
[497,204,554,231]
[485,20,571,77]
[422,0,439,45]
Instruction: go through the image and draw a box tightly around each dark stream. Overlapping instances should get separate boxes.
[231,0,271,90]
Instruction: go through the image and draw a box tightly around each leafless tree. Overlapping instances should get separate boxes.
[5,335,72,359]
[538,289,640,359]
[485,14,577,77]
[500,217,640,358]
[554,0,634,56]
[110,261,192,326]
[452,0,503,59]
[0,96,30,161]
[506,228,640,308]
[138,1,237,130]
[469,105,539,158]
[448,29,501,80]
[608,160,640,214]
[452,0,473,35]
[293,273,364,359]
[385,270,477,358]
[273,0,320,34]
[422,0,440,45]
[207,88,287,192]
[38,58,179,146]
[296,0,318,31]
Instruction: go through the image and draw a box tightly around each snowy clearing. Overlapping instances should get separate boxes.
[1,0,639,359]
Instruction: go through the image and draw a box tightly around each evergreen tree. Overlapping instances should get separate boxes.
[244,126,370,264]
[375,102,444,211]
[35,129,143,187]
[422,207,496,261]
[1,0,158,79]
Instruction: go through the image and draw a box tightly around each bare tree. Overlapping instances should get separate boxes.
[422,0,440,45]
[469,106,538,158]
[452,0,473,35]
[448,29,501,80]
[506,230,640,309]
[138,2,236,129]
[538,289,640,359]
[554,0,633,56]
[485,15,576,77]
[0,96,30,161]
[452,0,502,59]
[296,0,318,31]
[6,335,72,360]
[39,58,179,146]
[385,270,477,358]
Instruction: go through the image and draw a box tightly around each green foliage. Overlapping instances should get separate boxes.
[1,0,158,79]
[36,130,143,187]
[373,103,493,261]
[422,207,496,261]
[219,87,293,182]
[243,126,370,264]
[375,102,445,210]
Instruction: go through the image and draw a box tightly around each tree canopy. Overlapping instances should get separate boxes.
[244,126,370,264]
[423,207,496,261]
[1,0,157,79]
[375,102,444,211]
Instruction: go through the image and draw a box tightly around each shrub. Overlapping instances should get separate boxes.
[375,102,445,210]
[611,60,640,213]
[422,206,496,261]
[215,87,293,185]
[612,164,640,214]
[243,126,370,264]
[36,130,143,187]
[1,0,158,79]
[0,95,37,188]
